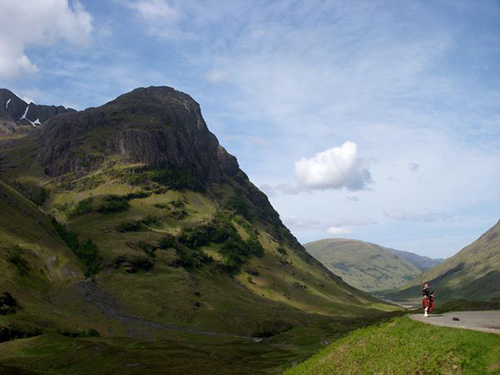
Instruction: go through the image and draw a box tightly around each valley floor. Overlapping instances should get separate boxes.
[0,313,400,375]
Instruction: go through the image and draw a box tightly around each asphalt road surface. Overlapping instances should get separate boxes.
[410,310,500,335]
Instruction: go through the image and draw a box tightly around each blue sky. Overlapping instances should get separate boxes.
[1,0,499,258]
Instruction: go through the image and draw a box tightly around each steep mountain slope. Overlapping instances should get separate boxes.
[0,178,112,337]
[305,239,422,292]
[0,86,398,347]
[383,220,500,302]
[385,248,443,270]
[0,89,74,136]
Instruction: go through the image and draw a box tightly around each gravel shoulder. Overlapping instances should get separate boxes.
[410,310,500,335]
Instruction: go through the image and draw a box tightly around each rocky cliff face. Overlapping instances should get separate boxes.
[0,89,74,135]
[37,86,313,262]
[40,87,239,183]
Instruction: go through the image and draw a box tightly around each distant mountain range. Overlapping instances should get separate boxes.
[304,239,442,293]
[385,248,443,270]
[382,220,500,302]
[0,89,74,135]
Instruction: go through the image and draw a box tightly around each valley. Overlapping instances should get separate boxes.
[0,86,498,374]
[0,87,402,374]
[382,220,500,303]
[305,238,430,293]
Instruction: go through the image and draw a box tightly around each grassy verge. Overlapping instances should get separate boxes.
[434,298,500,313]
[285,316,500,375]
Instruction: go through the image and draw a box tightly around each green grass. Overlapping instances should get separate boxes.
[434,298,500,313]
[0,333,301,375]
[0,171,400,349]
[0,313,406,375]
[285,316,500,375]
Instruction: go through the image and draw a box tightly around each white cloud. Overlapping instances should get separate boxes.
[282,215,376,232]
[282,215,325,230]
[205,69,228,83]
[326,226,350,236]
[384,209,455,223]
[295,141,372,191]
[270,141,372,194]
[0,0,92,79]
[126,0,180,22]
[122,0,195,39]
[125,0,181,26]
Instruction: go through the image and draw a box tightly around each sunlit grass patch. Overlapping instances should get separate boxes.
[285,316,500,375]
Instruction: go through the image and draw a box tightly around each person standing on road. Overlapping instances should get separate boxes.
[422,282,434,317]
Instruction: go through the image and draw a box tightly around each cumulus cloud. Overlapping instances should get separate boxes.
[326,226,350,235]
[270,141,372,194]
[295,141,371,191]
[0,0,92,79]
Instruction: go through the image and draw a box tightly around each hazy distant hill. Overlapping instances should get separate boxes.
[385,248,444,270]
[383,220,500,302]
[305,239,423,292]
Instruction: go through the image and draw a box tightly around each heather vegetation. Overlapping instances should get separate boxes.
[52,219,101,277]
[179,213,264,273]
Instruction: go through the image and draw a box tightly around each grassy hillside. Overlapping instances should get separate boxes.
[305,239,422,292]
[0,178,134,340]
[38,168,392,336]
[383,220,500,302]
[0,86,402,373]
[0,151,395,339]
[285,316,500,375]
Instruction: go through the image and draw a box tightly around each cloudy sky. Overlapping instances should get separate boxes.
[1,0,499,258]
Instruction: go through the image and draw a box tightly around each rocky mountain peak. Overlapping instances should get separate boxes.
[39,86,239,183]
[0,88,75,135]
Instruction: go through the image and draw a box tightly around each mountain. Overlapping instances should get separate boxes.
[305,239,423,292]
[0,85,399,366]
[0,89,74,136]
[383,220,500,302]
[385,248,444,270]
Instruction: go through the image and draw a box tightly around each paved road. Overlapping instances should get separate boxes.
[410,310,500,335]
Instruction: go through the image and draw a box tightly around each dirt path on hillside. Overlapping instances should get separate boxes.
[410,311,500,334]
